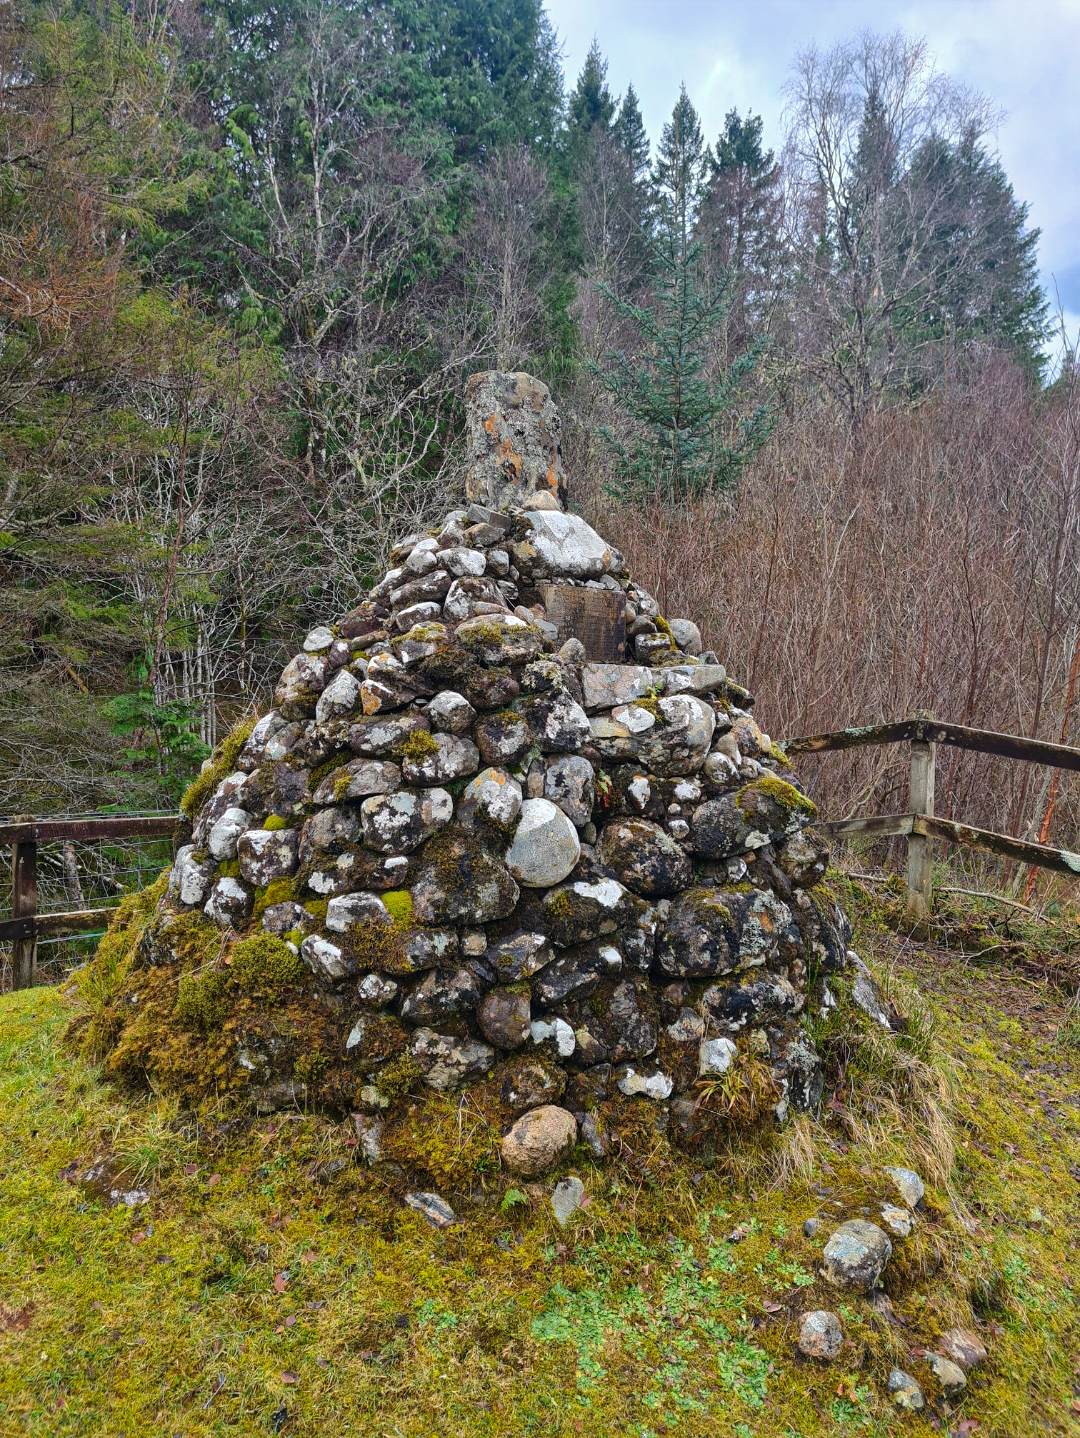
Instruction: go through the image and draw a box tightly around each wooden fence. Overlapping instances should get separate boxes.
[780,714,1080,920]
[1,814,181,990]
[5,713,1080,987]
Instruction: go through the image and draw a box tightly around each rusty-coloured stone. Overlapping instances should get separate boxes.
[463,371,567,511]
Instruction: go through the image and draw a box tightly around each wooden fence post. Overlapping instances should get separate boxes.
[905,717,936,922]
[11,819,37,990]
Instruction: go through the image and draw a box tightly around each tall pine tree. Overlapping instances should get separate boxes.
[592,88,773,500]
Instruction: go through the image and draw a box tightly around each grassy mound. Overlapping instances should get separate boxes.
[1,878,1079,1435]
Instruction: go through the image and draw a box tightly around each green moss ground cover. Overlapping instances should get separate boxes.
[2,880,1080,1436]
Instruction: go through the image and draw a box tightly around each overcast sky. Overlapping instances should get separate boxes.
[543,0,1080,362]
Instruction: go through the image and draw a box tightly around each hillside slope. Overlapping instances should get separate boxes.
[1,879,1079,1438]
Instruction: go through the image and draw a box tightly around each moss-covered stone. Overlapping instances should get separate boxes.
[230,934,305,990]
[174,968,232,1031]
[400,728,440,763]
[179,715,257,819]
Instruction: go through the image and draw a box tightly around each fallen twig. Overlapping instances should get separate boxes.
[938,887,1047,920]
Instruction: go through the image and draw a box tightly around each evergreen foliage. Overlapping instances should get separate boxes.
[0,5,1053,809]
[591,90,774,501]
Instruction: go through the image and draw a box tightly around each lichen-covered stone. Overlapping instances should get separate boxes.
[360,789,453,854]
[655,887,791,978]
[701,971,800,1031]
[347,712,430,758]
[521,511,611,579]
[884,1165,925,1209]
[169,845,217,907]
[400,965,490,1025]
[456,613,542,666]
[463,370,566,511]
[822,1220,892,1292]
[300,933,351,983]
[409,828,519,924]
[400,732,480,785]
[411,1028,494,1090]
[798,1310,843,1361]
[887,1369,925,1411]
[505,798,581,887]
[312,758,400,804]
[204,876,253,928]
[777,828,830,887]
[427,690,476,733]
[315,668,363,723]
[207,806,252,860]
[299,806,360,864]
[667,618,702,655]
[543,754,594,826]
[237,827,299,886]
[274,652,328,718]
[563,975,658,1063]
[541,871,645,947]
[580,662,655,711]
[516,691,591,753]
[486,930,553,982]
[473,709,531,766]
[325,891,390,933]
[596,818,691,898]
[459,767,523,828]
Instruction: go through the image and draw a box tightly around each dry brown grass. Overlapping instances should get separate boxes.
[577,365,1080,880]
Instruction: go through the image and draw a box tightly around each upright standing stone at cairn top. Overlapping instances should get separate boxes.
[464,371,567,512]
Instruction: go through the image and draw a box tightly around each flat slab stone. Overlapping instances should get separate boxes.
[581,662,655,712]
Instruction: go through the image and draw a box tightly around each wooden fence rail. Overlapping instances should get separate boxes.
[2,814,181,990]
[779,714,1080,920]
[5,715,1079,985]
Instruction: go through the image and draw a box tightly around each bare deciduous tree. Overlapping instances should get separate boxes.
[783,30,999,422]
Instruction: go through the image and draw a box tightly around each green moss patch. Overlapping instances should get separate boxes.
[179,714,256,819]
[8,877,1080,1435]
[400,728,439,762]
[230,934,305,991]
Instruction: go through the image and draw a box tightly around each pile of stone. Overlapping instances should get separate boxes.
[130,372,852,1171]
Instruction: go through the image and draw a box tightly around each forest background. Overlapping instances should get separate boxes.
[2,0,1077,864]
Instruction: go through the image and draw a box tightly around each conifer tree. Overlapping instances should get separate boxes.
[592,88,774,500]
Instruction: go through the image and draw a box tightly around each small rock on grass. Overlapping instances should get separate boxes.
[500,1105,577,1177]
[802,1216,820,1238]
[926,1351,967,1398]
[879,1203,914,1237]
[797,1310,843,1360]
[939,1327,988,1371]
[552,1176,585,1226]
[822,1220,892,1293]
[404,1192,457,1229]
[884,1165,925,1209]
[887,1368,925,1411]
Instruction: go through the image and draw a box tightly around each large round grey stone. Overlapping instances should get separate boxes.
[505,798,581,887]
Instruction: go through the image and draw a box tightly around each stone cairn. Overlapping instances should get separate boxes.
[142,371,851,1178]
